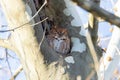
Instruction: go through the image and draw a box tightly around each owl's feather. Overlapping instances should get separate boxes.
[47,27,70,54]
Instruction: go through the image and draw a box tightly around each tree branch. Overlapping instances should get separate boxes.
[0,0,47,33]
[0,0,48,79]
[72,0,120,27]
[0,38,18,53]
[86,30,99,76]
[88,0,102,58]
[10,65,23,80]
[88,0,100,45]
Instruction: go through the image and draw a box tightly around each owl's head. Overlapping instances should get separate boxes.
[49,26,68,40]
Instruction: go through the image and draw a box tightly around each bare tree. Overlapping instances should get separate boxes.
[0,0,120,80]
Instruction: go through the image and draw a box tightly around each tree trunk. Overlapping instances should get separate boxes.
[0,0,47,80]
[0,0,97,80]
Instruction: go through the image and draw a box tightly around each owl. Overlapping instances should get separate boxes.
[47,26,70,55]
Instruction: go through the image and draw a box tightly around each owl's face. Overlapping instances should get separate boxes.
[49,27,68,41]
[50,27,68,37]
[47,27,70,54]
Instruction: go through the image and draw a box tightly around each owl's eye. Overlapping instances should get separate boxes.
[62,38,66,40]
[54,36,58,39]
[55,37,58,40]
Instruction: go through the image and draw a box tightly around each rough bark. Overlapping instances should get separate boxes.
[99,1,120,79]
[88,0,100,45]
[0,0,47,80]
[44,0,97,79]
[88,0,102,58]
[0,0,98,80]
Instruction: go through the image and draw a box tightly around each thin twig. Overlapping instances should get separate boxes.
[10,65,23,80]
[30,0,47,21]
[0,17,48,32]
[0,0,47,33]
[0,25,8,27]
[5,49,13,76]
[86,30,99,75]
[72,0,120,27]
[39,24,46,49]
[32,17,48,27]
[7,52,19,60]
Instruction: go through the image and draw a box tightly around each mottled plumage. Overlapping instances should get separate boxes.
[47,27,70,54]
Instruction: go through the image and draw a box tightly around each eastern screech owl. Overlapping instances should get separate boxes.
[47,26,70,54]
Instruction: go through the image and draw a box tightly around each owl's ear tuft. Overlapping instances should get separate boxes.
[62,28,67,33]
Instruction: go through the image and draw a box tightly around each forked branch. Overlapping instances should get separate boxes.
[10,65,23,80]
[0,38,18,53]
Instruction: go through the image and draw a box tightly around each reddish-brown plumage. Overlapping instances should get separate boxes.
[47,26,70,54]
